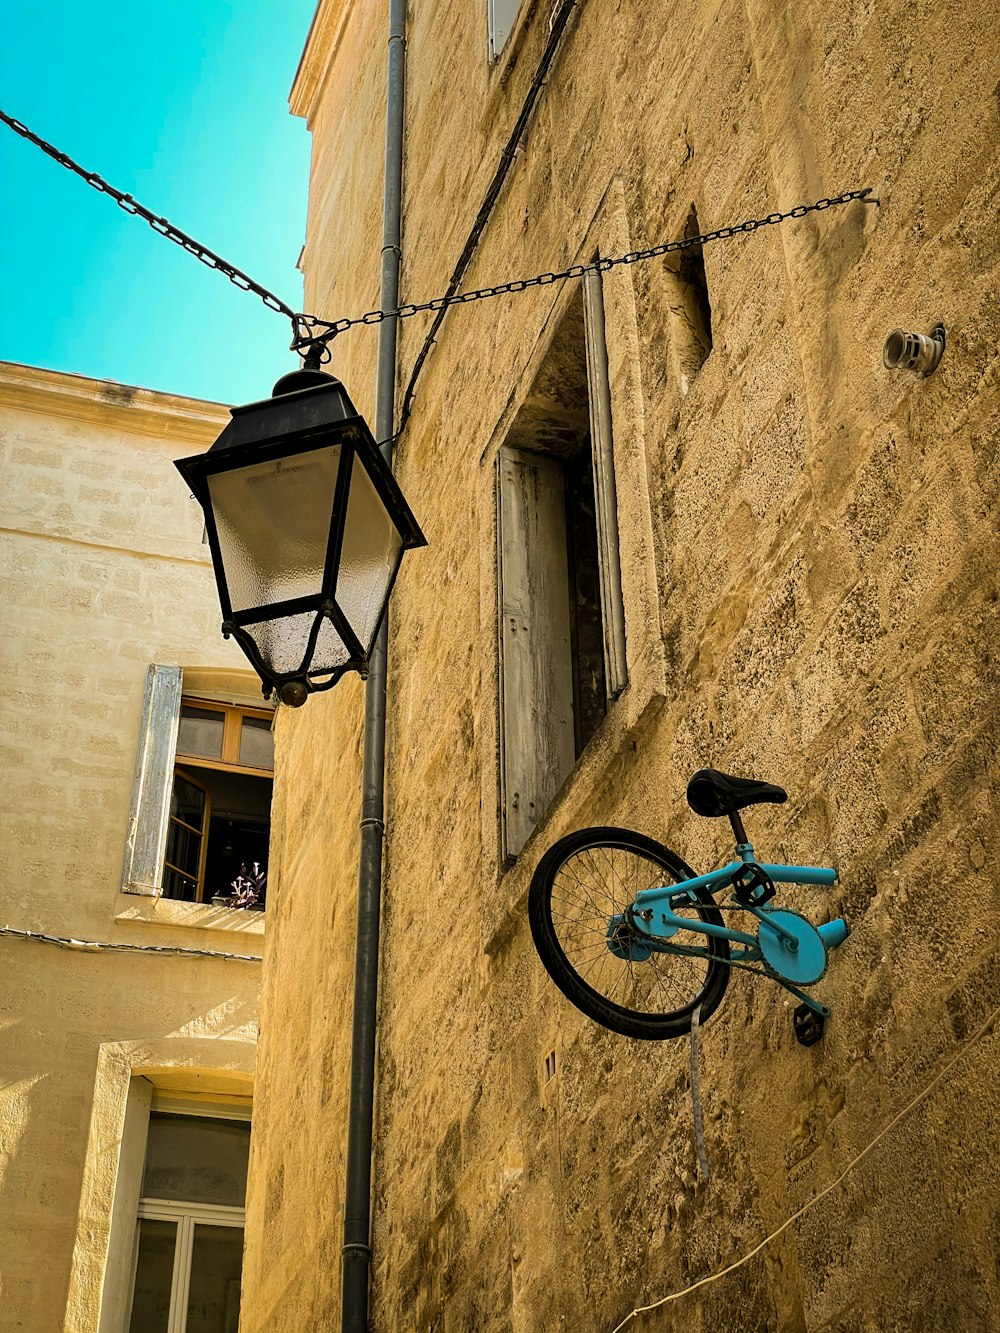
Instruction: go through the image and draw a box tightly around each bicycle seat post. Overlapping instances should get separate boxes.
[729,809,752,859]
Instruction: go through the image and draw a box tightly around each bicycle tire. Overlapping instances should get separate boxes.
[528,826,730,1040]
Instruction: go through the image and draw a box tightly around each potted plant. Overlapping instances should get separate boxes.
[211,862,267,911]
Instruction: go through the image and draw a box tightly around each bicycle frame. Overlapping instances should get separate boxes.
[627,841,843,1017]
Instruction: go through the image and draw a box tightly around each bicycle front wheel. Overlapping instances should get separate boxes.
[528,826,730,1040]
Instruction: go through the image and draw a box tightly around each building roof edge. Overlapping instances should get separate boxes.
[289,0,353,123]
[0,360,230,443]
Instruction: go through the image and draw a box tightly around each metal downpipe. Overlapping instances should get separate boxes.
[342,1,406,1330]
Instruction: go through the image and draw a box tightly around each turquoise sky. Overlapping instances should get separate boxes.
[1,2,320,405]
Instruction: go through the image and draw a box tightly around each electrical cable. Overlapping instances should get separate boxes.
[609,1002,999,1331]
[394,0,580,428]
[0,924,262,964]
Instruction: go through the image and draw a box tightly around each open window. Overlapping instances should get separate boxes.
[497,271,627,859]
[122,668,273,907]
[165,700,273,904]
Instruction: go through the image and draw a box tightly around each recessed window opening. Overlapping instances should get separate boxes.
[667,205,714,394]
[564,439,607,756]
[497,271,627,858]
[127,1109,251,1333]
[164,699,273,906]
[544,1050,557,1082]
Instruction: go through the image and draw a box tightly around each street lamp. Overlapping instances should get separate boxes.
[175,363,426,707]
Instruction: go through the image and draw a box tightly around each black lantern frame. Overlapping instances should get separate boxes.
[176,372,426,705]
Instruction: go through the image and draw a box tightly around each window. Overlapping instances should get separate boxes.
[165,701,273,904]
[122,667,273,907]
[667,205,713,394]
[488,0,521,60]
[497,271,627,859]
[126,1107,250,1333]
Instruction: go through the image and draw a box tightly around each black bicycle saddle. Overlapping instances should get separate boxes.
[686,768,787,818]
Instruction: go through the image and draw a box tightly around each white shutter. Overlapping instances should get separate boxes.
[121,664,183,896]
[583,269,628,699]
[497,447,575,859]
[489,0,521,59]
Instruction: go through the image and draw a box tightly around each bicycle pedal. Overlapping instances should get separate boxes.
[792,1003,826,1046]
[733,863,775,906]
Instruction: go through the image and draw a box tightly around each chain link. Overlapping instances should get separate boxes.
[291,188,876,351]
[1,109,875,363]
[0,109,297,320]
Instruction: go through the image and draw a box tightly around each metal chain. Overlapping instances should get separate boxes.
[292,188,877,352]
[0,109,298,320]
[1,108,874,361]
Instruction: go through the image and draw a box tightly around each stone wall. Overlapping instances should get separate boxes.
[240,0,999,1328]
[0,363,262,1331]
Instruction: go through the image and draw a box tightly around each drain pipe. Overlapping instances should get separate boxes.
[341,1,406,1330]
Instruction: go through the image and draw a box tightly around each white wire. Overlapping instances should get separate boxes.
[0,924,262,964]
[610,1002,998,1332]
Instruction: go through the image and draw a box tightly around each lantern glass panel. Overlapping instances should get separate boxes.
[242,611,351,681]
[336,454,405,652]
[208,444,342,613]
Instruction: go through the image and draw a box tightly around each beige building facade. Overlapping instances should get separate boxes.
[0,363,267,1331]
[241,0,999,1329]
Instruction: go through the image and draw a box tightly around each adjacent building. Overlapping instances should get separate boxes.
[0,362,269,1331]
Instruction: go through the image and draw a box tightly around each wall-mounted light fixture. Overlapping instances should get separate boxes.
[175,362,426,707]
[883,323,946,377]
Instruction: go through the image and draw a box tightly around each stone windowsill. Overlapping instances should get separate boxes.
[114,893,266,938]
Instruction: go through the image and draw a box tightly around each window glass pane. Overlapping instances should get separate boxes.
[238,716,274,770]
[177,707,225,759]
[163,865,198,902]
[171,773,207,832]
[141,1114,250,1206]
[165,820,202,878]
[128,1218,176,1333]
[186,1224,244,1333]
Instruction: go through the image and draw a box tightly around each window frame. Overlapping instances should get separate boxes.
[175,698,276,779]
[129,1202,245,1333]
[164,768,211,904]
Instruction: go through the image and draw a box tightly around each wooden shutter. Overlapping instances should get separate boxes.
[582,269,628,699]
[121,664,183,896]
[497,447,575,859]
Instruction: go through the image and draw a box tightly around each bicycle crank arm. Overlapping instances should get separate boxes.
[774,979,831,1018]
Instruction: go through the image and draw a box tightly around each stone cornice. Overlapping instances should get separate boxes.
[289,0,353,125]
[0,360,229,445]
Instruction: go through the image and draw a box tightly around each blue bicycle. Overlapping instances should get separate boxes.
[528,769,849,1043]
